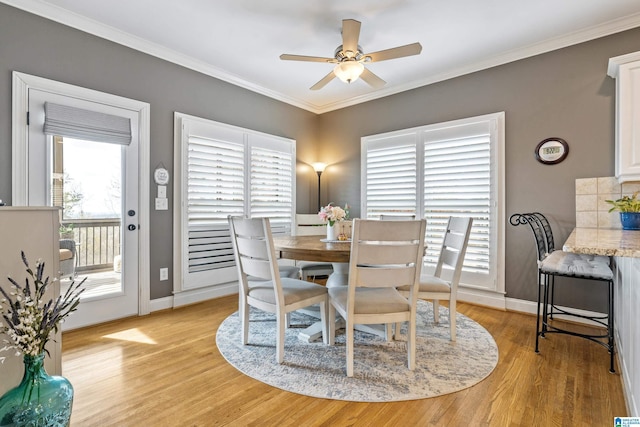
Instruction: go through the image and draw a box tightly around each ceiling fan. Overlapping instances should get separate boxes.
[280,19,422,90]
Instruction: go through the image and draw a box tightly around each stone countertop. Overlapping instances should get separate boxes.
[563,227,640,258]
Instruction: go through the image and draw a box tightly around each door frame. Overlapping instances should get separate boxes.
[11,71,151,316]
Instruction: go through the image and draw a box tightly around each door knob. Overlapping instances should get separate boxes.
[128,224,137,231]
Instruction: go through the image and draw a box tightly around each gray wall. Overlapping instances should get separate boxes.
[318,27,640,309]
[0,4,319,299]
[1,3,639,309]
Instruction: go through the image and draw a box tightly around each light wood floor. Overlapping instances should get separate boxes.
[61,295,627,426]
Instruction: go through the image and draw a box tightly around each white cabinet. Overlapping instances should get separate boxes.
[0,207,61,395]
[614,255,640,416]
[608,51,640,183]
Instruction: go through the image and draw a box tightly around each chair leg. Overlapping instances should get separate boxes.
[320,301,329,346]
[346,318,354,377]
[394,322,403,339]
[433,300,440,323]
[240,299,249,345]
[327,303,335,345]
[285,312,291,328]
[407,313,416,371]
[276,311,285,364]
[385,324,393,342]
[449,298,456,342]
[535,272,543,353]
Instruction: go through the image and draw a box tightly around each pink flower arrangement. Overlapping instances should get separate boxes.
[318,203,349,226]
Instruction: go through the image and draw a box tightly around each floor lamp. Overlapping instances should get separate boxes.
[312,163,327,211]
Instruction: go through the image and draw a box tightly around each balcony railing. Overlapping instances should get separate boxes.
[61,219,120,272]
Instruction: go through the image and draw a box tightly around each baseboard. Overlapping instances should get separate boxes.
[149,296,173,312]
[457,288,507,310]
[172,282,238,307]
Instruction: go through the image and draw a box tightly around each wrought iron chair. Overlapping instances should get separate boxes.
[228,216,329,364]
[509,212,615,372]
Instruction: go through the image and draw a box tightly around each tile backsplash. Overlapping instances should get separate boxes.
[575,177,640,228]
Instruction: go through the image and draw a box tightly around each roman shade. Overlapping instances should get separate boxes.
[44,102,132,145]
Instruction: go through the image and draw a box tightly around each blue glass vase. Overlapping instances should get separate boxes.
[0,353,74,427]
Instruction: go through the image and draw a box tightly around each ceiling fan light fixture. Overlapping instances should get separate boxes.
[333,61,364,83]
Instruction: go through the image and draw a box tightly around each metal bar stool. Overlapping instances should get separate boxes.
[510,212,615,373]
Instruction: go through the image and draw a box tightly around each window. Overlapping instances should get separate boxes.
[175,113,295,292]
[362,113,505,294]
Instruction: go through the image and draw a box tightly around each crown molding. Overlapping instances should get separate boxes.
[4,0,640,114]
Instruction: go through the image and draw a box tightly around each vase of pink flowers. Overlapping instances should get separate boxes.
[318,203,349,240]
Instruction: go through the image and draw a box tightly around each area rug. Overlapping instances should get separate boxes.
[215,300,498,402]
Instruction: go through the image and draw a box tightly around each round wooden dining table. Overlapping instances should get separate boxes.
[272,235,351,263]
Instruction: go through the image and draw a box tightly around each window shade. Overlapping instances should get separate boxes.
[44,102,132,145]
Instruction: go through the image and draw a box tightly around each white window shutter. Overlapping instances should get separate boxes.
[422,129,491,277]
[186,135,244,276]
[176,114,296,292]
[361,113,504,294]
[362,132,417,219]
[249,135,294,235]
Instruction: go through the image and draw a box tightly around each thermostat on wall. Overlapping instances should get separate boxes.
[154,167,170,185]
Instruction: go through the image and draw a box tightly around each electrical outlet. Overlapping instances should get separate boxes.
[160,267,169,281]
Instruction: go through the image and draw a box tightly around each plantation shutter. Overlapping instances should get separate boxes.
[43,102,132,145]
[362,132,417,219]
[422,122,491,281]
[361,113,504,293]
[176,114,295,292]
[249,135,294,235]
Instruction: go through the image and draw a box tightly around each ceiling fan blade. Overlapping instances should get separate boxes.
[341,19,361,54]
[366,42,422,62]
[360,68,386,89]
[310,71,336,90]
[280,54,336,63]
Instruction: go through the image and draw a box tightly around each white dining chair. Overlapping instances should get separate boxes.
[228,216,329,363]
[397,216,473,341]
[294,214,334,281]
[327,218,426,377]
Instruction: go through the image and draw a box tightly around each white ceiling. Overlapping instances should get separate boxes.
[6,0,640,113]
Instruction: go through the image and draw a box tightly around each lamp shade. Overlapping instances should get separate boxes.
[333,61,365,83]
[312,162,327,173]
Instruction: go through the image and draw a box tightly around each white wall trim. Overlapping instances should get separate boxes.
[11,71,151,317]
[4,0,640,114]
[172,282,238,308]
[458,288,507,310]
[149,296,174,313]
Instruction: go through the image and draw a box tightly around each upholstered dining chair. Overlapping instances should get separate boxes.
[228,216,329,364]
[396,216,473,342]
[327,218,426,377]
[294,214,334,281]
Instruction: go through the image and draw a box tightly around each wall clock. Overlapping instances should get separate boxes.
[535,138,569,165]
